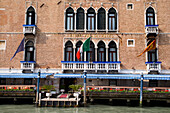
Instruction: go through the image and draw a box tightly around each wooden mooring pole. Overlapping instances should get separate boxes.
[140,72,143,107]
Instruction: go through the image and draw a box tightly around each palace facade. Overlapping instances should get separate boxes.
[1,0,170,92]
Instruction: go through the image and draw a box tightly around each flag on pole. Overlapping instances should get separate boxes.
[137,39,156,57]
[10,38,25,61]
[76,37,91,60]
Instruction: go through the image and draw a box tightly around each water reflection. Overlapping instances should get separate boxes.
[0,105,170,113]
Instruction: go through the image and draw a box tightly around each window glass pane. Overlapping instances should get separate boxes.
[70,52,72,61]
[102,53,104,61]
[110,48,116,51]
[77,11,84,29]
[92,18,94,30]
[113,53,116,61]
[66,52,69,61]
[28,13,32,25]
[112,18,115,30]
[109,14,115,30]
[88,17,90,30]
[67,17,70,30]
[71,17,73,30]
[67,14,73,30]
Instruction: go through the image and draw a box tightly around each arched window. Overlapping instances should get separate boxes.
[108,41,117,62]
[76,8,84,30]
[25,41,34,61]
[147,39,157,62]
[65,41,73,61]
[108,8,117,30]
[86,41,95,62]
[97,41,106,62]
[87,8,96,30]
[146,7,155,25]
[66,7,74,30]
[76,41,84,61]
[26,6,35,25]
[98,8,106,30]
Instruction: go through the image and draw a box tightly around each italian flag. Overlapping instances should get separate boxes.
[76,37,91,60]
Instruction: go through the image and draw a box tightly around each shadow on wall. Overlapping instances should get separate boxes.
[36,27,48,44]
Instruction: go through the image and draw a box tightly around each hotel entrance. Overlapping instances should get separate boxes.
[59,78,77,93]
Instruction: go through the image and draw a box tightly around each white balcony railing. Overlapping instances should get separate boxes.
[145,25,159,35]
[20,61,36,71]
[145,62,162,73]
[23,25,36,35]
[61,61,121,72]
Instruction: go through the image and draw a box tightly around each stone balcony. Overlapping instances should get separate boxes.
[145,25,159,36]
[145,61,162,73]
[23,25,37,35]
[20,61,36,72]
[61,61,121,73]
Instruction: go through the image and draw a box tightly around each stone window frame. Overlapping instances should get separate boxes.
[0,40,6,50]
[126,3,134,10]
[127,39,135,47]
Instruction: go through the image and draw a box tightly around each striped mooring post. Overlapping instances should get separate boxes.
[140,72,144,107]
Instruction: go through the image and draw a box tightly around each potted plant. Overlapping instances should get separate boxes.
[42,85,55,99]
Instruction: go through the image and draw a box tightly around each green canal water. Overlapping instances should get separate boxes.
[0,105,170,113]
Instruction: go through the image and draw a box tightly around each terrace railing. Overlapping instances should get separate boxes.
[20,61,36,71]
[61,61,121,72]
[145,62,162,73]
[23,25,37,35]
[145,25,159,36]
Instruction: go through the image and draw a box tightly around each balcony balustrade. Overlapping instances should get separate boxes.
[61,61,121,72]
[23,25,36,35]
[145,25,159,36]
[145,62,161,73]
[20,61,36,71]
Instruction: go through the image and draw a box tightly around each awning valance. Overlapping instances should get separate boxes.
[0,73,53,78]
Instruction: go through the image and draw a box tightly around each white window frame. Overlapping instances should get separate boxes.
[126,3,134,10]
[0,40,6,50]
[127,39,135,47]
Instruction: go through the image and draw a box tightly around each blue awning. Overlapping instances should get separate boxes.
[54,73,170,80]
[54,73,140,79]
[1,73,170,80]
[54,73,82,78]
[143,74,170,80]
[0,73,53,78]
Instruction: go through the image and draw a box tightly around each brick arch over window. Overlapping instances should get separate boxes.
[65,41,73,61]
[76,7,84,30]
[87,7,96,30]
[66,7,74,30]
[25,40,34,61]
[97,41,106,62]
[108,41,117,62]
[108,8,117,30]
[26,6,35,25]
[146,7,155,25]
[86,41,95,62]
[75,41,83,61]
[98,7,106,30]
